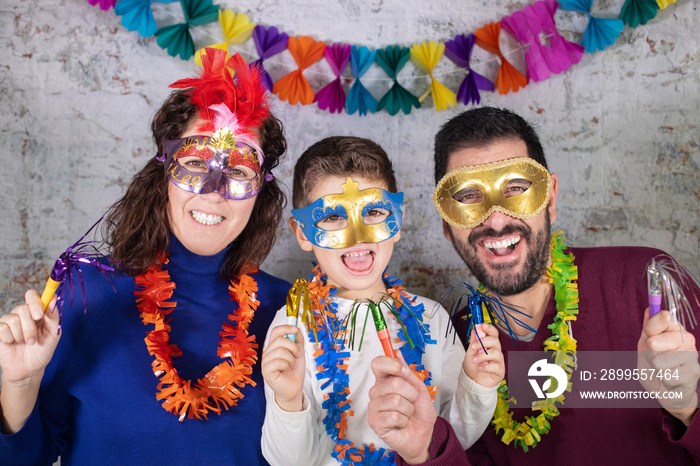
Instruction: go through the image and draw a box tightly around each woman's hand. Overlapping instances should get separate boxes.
[0,289,62,383]
[0,289,62,433]
[261,325,306,412]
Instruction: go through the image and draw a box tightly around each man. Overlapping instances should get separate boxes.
[367,107,700,465]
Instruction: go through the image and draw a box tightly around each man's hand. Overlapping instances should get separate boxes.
[638,308,700,426]
[368,355,437,465]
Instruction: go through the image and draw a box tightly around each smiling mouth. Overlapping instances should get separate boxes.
[190,210,224,226]
[341,249,375,274]
[483,235,521,256]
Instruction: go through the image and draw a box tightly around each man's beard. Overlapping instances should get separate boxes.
[447,211,552,296]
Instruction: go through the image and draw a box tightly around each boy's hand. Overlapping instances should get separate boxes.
[463,323,505,388]
[368,355,437,465]
[261,325,306,412]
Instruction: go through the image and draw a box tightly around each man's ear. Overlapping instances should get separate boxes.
[442,220,452,242]
[547,173,559,225]
[289,217,314,252]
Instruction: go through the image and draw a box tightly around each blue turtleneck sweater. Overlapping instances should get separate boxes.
[1,236,290,465]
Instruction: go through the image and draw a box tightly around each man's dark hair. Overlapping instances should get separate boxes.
[433,107,548,183]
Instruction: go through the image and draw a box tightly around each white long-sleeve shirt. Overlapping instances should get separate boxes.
[261,292,497,466]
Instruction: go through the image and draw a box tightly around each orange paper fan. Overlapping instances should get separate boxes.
[475,22,528,95]
[273,36,326,105]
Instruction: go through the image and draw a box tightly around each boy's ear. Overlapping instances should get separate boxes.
[392,209,405,243]
[289,217,314,252]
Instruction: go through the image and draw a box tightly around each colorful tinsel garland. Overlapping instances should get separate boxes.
[306,264,437,464]
[134,255,261,421]
[490,231,578,451]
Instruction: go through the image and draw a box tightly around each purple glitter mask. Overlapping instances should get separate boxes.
[161,132,271,200]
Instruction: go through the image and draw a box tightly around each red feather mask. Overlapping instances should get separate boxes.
[169,48,270,139]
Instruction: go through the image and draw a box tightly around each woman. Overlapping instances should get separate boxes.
[0,49,289,464]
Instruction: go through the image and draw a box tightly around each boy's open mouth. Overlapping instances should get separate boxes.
[341,249,375,274]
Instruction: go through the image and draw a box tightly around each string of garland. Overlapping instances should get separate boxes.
[307,264,437,465]
[490,231,578,451]
[87,0,676,115]
[134,254,260,421]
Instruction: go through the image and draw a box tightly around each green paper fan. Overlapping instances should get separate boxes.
[619,0,659,28]
[155,0,219,60]
[375,46,420,115]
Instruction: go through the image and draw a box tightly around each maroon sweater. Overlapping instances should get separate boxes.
[402,246,700,466]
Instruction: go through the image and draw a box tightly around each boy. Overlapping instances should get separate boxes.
[261,136,503,465]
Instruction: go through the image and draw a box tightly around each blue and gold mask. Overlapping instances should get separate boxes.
[292,178,404,249]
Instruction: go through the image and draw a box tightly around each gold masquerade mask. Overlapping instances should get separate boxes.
[433,157,551,229]
[292,178,404,249]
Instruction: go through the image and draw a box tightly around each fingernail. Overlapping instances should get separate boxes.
[28,338,36,345]
[481,361,489,366]
[477,348,484,354]
[473,356,479,363]
[477,332,486,338]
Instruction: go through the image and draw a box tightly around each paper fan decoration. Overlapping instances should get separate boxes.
[444,34,495,105]
[252,25,290,92]
[656,0,676,9]
[620,0,659,28]
[474,22,528,95]
[375,45,421,115]
[87,0,116,11]
[410,41,456,111]
[155,0,220,60]
[559,0,625,53]
[314,43,351,114]
[501,0,583,83]
[346,45,378,116]
[273,36,326,105]
[114,0,178,38]
[194,10,256,66]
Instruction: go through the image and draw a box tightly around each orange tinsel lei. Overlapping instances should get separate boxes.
[134,256,260,421]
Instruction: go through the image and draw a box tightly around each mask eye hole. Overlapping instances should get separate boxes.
[315,214,348,231]
[363,208,391,225]
[453,187,484,204]
[503,179,532,198]
[226,165,258,181]
[313,205,349,231]
[177,156,210,174]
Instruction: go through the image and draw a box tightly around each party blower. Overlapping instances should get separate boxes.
[368,300,396,358]
[285,278,312,342]
[39,219,115,318]
[645,256,700,329]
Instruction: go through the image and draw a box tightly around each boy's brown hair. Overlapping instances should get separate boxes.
[292,136,398,209]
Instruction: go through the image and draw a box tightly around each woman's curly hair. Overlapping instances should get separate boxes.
[103,89,287,280]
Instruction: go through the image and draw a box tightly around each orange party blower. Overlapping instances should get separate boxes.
[368,300,396,358]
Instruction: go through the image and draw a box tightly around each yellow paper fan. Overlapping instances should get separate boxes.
[195,10,256,66]
[410,41,456,112]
